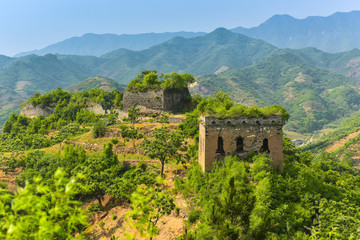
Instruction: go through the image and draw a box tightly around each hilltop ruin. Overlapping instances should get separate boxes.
[122,88,191,113]
[198,115,284,172]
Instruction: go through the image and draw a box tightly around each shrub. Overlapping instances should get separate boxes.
[92,121,106,138]
[188,210,201,223]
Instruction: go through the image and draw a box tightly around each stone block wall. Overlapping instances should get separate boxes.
[199,115,284,172]
[122,88,191,113]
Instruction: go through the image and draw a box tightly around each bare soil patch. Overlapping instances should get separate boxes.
[326,129,360,153]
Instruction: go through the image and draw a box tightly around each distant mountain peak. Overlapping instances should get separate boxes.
[15,31,207,57]
[232,10,360,53]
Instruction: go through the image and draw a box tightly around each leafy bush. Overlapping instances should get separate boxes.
[92,121,106,138]
[51,123,88,144]
[197,91,289,121]
[0,169,88,239]
[188,210,201,223]
[127,71,195,92]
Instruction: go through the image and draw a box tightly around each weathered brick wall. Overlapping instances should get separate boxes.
[199,115,284,172]
[122,88,191,112]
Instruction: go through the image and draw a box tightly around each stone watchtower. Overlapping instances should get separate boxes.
[198,115,284,172]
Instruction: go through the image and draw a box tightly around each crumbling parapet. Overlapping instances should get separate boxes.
[198,115,284,172]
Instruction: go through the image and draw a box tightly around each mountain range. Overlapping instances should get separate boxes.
[15,32,206,57]
[0,28,277,109]
[232,11,360,53]
[1,20,360,133]
[193,50,360,133]
[10,10,360,58]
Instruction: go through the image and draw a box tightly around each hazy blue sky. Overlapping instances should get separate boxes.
[1,0,359,56]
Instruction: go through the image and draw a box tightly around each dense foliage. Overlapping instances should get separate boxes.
[142,126,186,176]
[176,140,360,239]
[25,87,122,109]
[125,183,175,239]
[0,169,88,239]
[0,87,122,152]
[127,71,195,92]
[11,144,157,205]
[2,68,360,239]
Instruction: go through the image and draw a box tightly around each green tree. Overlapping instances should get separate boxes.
[0,169,88,239]
[158,112,170,124]
[92,120,106,138]
[120,125,143,148]
[127,106,141,126]
[125,184,175,240]
[100,92,114,114]
[142,126,184,176]
[77,143,119,205]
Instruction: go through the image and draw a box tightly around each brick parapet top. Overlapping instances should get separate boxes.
[200,115,283,126]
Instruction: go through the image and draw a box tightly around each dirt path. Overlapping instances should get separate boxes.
[325,129,360,153]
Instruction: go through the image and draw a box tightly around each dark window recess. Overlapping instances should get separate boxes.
[260,138,270,153]
[236,137,244,152]
[216,137,225,154]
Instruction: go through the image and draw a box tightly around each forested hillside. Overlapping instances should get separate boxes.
[2,28,360,137]
[0,29,276,126]
[1,84,360,239]
[193,51,360,133]
[66,76,126,92]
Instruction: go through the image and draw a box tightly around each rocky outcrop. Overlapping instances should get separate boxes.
[86,103,105,115]
[122,88,191,113]
[20,102,127,120]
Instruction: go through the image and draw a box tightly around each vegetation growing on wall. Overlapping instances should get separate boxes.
[197,91,289,121]
[126,71,195,92]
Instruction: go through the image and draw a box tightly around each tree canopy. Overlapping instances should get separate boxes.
[126,71,195,92]
[197,91,289,122]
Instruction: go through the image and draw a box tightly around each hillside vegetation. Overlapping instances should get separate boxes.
[126,71,195,92]
[1,83,360,239]
[2,28,360,139]
[0,29,277,126]
[194,51,360,133]
[66,76,126,92]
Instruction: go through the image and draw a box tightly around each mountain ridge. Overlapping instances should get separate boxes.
[232,10,360,53]
[15,31,206,57]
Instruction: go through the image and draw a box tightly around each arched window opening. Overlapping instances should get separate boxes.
[216,137,225,154]
[260,138,270,153]
[236,137,244,153]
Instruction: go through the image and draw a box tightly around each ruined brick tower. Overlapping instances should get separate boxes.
[198,115,284,172]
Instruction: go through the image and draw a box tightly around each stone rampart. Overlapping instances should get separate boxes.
[122,88,191,113]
